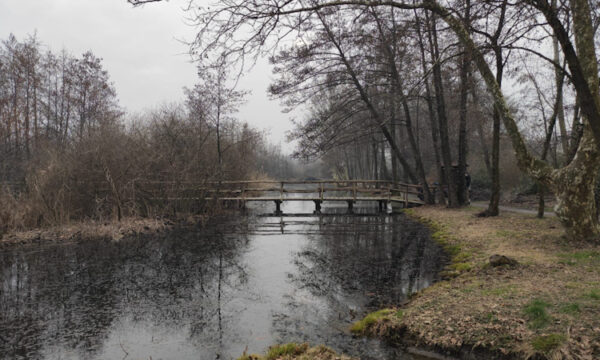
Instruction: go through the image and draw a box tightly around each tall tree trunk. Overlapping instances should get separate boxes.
[552,130,599,240]
[380,138,389,180]
[415,11,445,204]
[390,107,398,182]
[482,0,509,217]
[33,77,38,152]
[25,78,31,159]
[552,0,569,155]
[487,103,501,216]
[457,0,471,206]
[427,12,459,207]
[371,8,434,203]
[423,0,600,239]
[538,66,566,217]
[567,102,582,164]
[472,90,493,178]
[317,11,419,184]
[548,0,600,240]
[372,137,379,179]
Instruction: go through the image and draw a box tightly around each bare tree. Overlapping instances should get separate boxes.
[128,0,600,240]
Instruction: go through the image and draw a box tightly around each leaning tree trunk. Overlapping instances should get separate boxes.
[421,0,600,240]
[550,129,600,240]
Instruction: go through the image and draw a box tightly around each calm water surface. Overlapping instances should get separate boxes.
[0,201,444,360]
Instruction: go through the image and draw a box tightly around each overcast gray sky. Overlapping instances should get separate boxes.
[0,0,298,152]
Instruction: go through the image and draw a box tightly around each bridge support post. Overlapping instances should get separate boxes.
[347,200,354,214]
[313,200,322,214]
[378,200,388,213]
[274,200,282,215]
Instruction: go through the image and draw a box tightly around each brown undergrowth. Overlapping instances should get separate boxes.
[353,206,600,359]
[0,214,212,248]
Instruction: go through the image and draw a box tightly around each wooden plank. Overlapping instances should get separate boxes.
[134,178,428,207]
[145,196,424,204]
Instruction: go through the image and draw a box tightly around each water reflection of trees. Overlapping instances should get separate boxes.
[293,213,443,306]
[0,221,250,359]
[273,212,444,359]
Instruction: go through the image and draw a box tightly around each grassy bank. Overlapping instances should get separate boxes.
[352,206,600,359]
[238,343,355,360]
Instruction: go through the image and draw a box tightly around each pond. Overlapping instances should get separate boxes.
[0,201,445,360]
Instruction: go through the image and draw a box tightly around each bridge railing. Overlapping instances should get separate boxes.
[1,179,432,204]
[130,180,430,207]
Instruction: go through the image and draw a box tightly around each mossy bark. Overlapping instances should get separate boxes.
[551,129,600,240]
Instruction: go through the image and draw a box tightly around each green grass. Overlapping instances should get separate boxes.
[238,344,349,360]
[523,299,552,329]
[484,312,498,323]
[453,251,473,263]
[265,343,308,360]
[482,284,517,298]
[238,354,261,360]
[429,225,473,275]
[443,244,462,256]
[449,262,472,272]
[558,302,581,315]
[585,289,600,300]
[531,333,566,353]
[350,309,396,334]
[558,250,600,266]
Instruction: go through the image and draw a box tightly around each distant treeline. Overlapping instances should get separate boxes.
[0,34,293,232]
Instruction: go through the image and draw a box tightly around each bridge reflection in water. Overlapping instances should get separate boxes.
[0,200,444,360]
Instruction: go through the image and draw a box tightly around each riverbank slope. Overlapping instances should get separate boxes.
[355,206,599,359]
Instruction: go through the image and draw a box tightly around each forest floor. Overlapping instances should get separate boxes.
[502,194,557,212]
[352,206,600,360]
[471,201,556,217]
[0,215,211,248]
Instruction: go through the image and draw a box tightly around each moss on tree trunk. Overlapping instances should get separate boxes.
[551,129,600,240]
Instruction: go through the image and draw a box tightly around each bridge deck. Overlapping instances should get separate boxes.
[208,197,424,204]
[134,179,430,213]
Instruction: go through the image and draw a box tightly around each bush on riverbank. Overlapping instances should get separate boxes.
[352,206,600,359]
[0,35,296,239]
[0,106,285,240]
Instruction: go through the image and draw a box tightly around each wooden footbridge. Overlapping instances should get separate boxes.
[137,180,426,214]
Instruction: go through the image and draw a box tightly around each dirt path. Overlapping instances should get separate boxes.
[471,201,556,217]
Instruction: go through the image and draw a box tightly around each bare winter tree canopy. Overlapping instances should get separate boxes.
[4,2,600,359]
[123,0,600,240]
[2,0,600,236]
[0,33,295,230]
